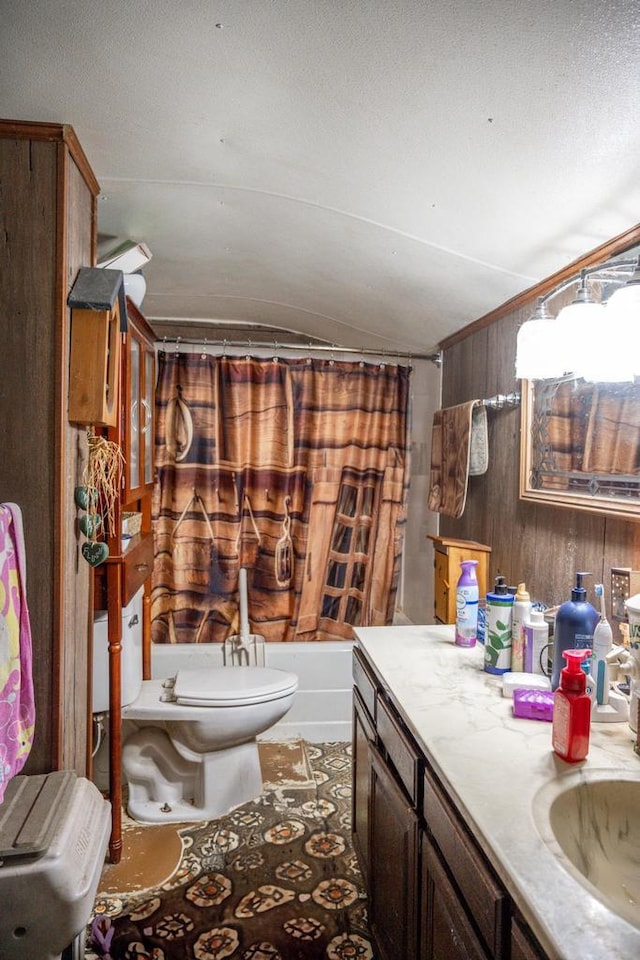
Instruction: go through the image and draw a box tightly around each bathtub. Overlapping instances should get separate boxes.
[151,641,354,743]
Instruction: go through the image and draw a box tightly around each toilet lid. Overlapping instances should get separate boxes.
[171,667,298,707]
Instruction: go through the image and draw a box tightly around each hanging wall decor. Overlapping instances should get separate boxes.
[83,428,125,539]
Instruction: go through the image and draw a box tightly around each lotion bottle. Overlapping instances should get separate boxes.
[551,573,599,690]
[484,576,514,674]
[523,609,550,675]
[455,560,479,647]
[552,648,592,762]
[511,582,531,673]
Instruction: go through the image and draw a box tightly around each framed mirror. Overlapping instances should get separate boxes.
[519,376,640,519]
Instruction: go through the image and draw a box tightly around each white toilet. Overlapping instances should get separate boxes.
[93,599,298,824]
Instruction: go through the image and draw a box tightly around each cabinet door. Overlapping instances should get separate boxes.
[123,311,156,502]
[421,831,488,960]
[143,346,154,486]
[369,742,420,960]
[127,333,142,494]
[511,916,547,960]
[352,686,375,881]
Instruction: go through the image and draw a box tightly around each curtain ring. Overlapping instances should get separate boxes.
[201,337,208,360]
[175,336,181,356]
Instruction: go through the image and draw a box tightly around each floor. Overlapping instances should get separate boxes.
[85,741,375,959]
[95,741,316,898]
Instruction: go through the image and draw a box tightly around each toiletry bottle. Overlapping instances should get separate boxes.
[552,649,592,762]
[551,573,599,690]
[523,609,550,675]
[484,576,514,674]
[511,582,531,673]
[455,560,479,647]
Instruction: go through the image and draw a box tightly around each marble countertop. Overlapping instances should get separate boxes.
[354,623,640,960]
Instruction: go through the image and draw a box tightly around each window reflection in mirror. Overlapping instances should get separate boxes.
[520,377,640,518]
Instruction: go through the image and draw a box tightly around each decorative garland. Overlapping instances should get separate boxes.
[83,429,125,538]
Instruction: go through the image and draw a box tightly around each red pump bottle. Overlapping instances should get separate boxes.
[552,648,592,762]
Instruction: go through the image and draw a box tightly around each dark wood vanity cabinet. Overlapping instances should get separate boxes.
[352,644,548,960]
[510,916,548,960]
[369,741,420,960]
[421,831,487,960]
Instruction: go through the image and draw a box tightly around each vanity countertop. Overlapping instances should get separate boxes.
[354,623,640,960]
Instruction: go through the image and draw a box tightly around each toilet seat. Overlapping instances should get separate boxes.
[171,667,298,707]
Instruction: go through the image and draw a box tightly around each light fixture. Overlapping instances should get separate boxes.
[515,253,639,383]
[602,256,640,380]
[97,239,152,273]
[515,298,566,380]
[123,272,147,308]
[553,271,606,378]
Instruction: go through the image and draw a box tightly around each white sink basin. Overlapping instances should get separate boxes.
[533,769,640,930]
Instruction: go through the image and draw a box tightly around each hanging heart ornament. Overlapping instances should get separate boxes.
[79,514,103,538]
[74,485,97,510]
[81,541,109,567]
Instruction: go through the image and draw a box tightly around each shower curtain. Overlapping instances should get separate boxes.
[151,352,411,643]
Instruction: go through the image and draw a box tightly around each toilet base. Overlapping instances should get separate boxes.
[123,728,265,824]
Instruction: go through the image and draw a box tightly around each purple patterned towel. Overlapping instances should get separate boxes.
[0,503,36,801]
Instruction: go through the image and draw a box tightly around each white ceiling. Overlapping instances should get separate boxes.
[3,1,640,354]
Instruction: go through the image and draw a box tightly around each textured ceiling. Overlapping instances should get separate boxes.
[2,1,640,354]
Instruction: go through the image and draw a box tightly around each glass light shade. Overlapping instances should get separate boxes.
[123,272,147,308]
[583,280,640,381]
[515,303,567,380]
[553,300,606,378]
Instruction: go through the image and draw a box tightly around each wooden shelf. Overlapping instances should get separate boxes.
[427,535,491,624]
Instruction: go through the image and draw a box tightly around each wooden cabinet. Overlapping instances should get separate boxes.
[510,916,548,960]
[0,120,99,776]
[423,767,508,958]
[352,643,548,960]
[369,741,420,960]
[123,311,155,499]
[427,535,491,623]
[352,686,374,881]
[99,299,156,863]
[421,832,487,960]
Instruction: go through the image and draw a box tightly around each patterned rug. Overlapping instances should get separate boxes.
[87,742,375,959]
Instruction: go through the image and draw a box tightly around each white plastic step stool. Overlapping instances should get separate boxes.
[0,770,110,960]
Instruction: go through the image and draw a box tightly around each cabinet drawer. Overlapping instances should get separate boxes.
[377,695,421,805]
[352,646,378,722]
[123,532,154,605]
[423,769,508,957]
[353,686,376,742]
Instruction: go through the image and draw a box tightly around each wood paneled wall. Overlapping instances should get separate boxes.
[0,122,98,774]
[439,297,640,615]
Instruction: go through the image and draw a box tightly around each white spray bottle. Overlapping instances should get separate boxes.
[592,583,628,723]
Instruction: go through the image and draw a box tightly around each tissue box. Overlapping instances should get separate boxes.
[122,511,142,537]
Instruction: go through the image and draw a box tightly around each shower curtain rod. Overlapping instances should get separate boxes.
[156,335,442,365]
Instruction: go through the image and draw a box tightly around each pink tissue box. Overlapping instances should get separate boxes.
[512,688,554,722]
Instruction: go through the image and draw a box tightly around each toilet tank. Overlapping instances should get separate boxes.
[92,587,144,713]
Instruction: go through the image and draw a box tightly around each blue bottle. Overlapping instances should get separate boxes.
[551,572,599,690]
[484,576,514,674]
